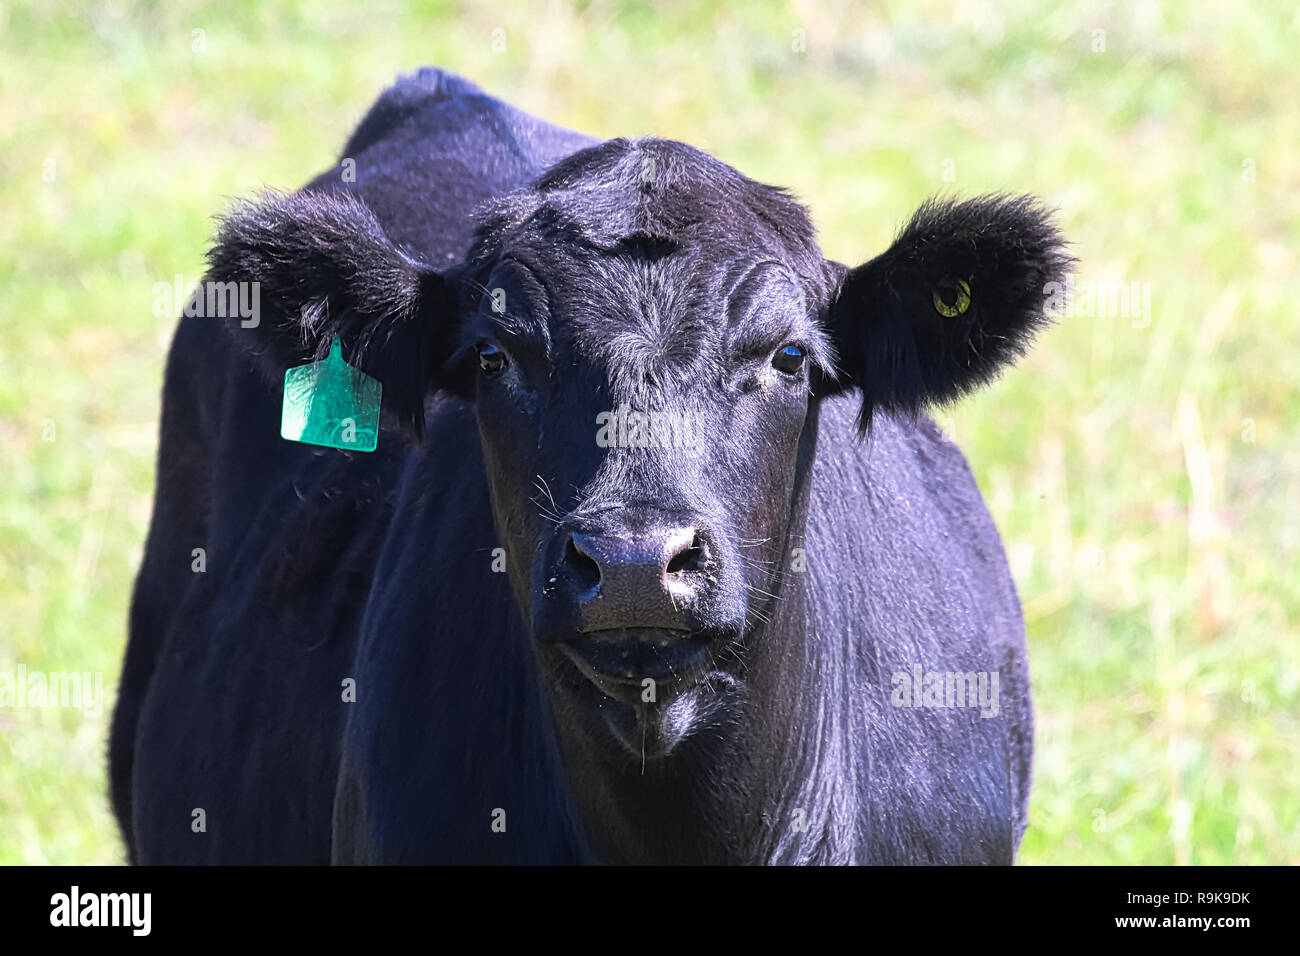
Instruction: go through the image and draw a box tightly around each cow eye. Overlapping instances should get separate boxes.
[477,343,508,376]
[771,343,806,375]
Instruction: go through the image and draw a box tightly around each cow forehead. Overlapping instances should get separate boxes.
[496,242,811,393]
[559,252,733,389]
[462,137,832,391]
[464,135,829,306]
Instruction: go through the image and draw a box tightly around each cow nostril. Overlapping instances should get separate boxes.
[560,527,708,634]
[565,535,602,593]
[666,532,706,576]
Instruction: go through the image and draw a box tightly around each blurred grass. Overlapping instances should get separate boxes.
[1,0,1296,864]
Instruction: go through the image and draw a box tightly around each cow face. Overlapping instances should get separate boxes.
[209,138,1068,756]
[465,253,819,750]
[441,142,840,753]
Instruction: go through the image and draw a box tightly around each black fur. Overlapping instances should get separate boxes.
[113,68,1060,865]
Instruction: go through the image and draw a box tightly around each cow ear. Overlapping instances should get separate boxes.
[823,194,1071,431]
[205,189,463,442]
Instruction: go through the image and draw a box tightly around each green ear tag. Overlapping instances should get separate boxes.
[280,338,381,452]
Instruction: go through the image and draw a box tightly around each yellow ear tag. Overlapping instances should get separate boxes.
[932,277,972,318]
[280,337,381,452]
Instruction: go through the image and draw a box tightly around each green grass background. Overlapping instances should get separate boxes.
[1,0,1296,864]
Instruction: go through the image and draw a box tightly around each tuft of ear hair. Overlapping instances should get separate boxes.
[205,189,452,441]
[827,194,1073,432]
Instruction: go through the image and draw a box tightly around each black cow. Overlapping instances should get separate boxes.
[111,67,1067,864]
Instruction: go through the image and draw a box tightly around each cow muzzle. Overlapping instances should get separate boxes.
[533,521,740,690]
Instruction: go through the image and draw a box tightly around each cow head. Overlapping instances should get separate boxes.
[209,138,1068,757]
